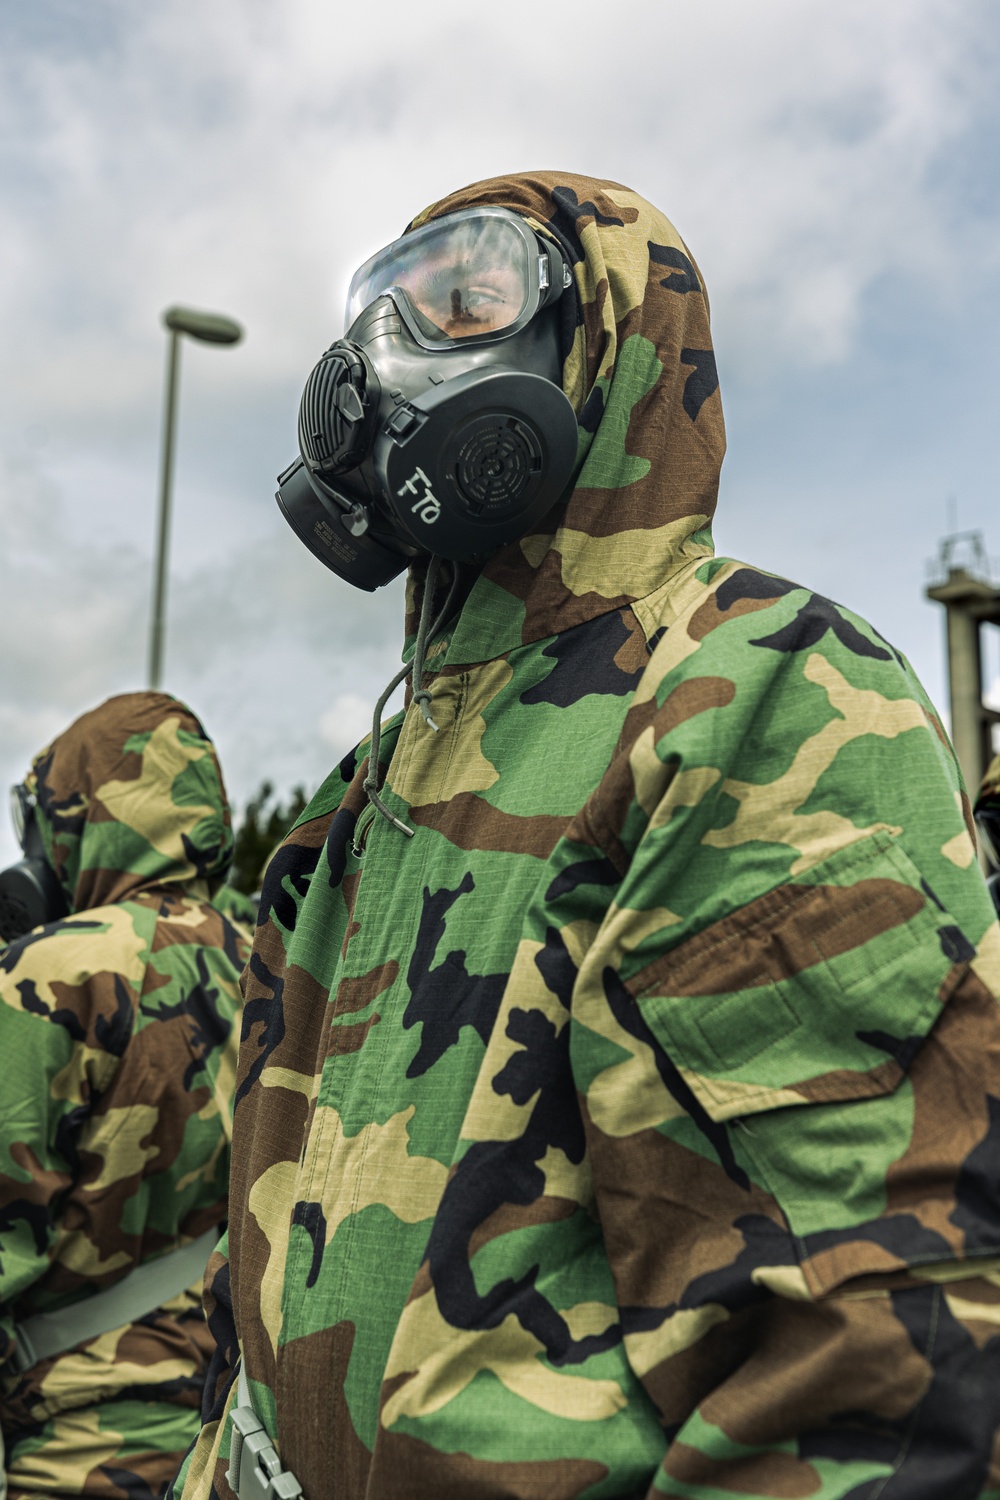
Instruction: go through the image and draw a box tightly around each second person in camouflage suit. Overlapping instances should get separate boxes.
[0,692,248,1498]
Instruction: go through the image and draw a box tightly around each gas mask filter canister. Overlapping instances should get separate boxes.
[276,207,580,590]
[0,785,69,942]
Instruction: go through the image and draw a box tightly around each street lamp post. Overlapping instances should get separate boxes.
[148,305,243,690]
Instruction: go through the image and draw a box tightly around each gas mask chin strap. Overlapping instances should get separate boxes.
[362,556,463,838]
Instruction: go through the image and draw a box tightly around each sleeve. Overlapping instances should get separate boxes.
[569,568,1000,1498]
[169,802,344,1500]
[0,919,125,1364]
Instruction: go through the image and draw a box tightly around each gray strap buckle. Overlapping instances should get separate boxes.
[10,1326,38,1376]
[227,1387,302,1500]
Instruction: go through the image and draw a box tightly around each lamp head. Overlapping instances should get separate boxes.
[163,306,243,345]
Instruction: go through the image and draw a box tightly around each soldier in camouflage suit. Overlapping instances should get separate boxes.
[176,173,1000,1499]
[0,692,248,1498]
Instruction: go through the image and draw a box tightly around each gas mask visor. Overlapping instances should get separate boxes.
[345,206,571,349]
[277,206,578,591]
[0,783,69,942]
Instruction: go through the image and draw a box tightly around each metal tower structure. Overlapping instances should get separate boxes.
[926,530,1000,805]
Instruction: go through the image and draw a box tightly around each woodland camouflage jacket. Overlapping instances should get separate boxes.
[0,693,247,1498]
[176,174,1000,1500]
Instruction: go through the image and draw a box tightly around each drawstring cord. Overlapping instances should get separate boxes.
[410,554,443,733]
[363,556,460,838]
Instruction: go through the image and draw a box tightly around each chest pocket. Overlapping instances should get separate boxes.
[631,832,973,1289]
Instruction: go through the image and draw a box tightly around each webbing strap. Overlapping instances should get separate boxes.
[11,1229,219,1375]
[227,1357,302,1500]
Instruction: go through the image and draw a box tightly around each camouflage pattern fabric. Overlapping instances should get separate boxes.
[210,887,257,943]
[0,693,248,1498]
[174,174,1000,1500]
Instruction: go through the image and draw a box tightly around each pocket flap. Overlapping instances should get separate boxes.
[633,833,968,1122]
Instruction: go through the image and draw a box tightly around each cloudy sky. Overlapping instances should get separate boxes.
[1,0,999,866]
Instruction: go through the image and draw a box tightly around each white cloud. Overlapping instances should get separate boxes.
[319,693,382,759]
[1,0,998,865]
[1,0,994,435]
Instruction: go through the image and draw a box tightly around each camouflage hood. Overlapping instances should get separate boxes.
[405,170,725,649]
[26,691,234,913]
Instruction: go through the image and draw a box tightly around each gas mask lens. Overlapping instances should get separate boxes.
[10,783,34,849]
[346,209,538,344]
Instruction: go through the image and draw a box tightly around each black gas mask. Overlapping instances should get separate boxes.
[276,207,580,591]
[0,784,69,942]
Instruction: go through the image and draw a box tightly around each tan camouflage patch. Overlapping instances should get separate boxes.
[624,1303,729,1379]
[631,556,730,660]
[97,715,215,867]
[537,1143,591,1204]
[388,661,512,806]
[573,946,687,1138]
[312,1103,449,1241]
[703,653,920,873]
[559,1301,618,1341]
[6,1404,124,1493]
[0,906,145,1014]
[259,1065,318,1100]
[81,1103,160,1189]
[36,1324,198,1409]
[247,1159,299,1354]
[55,1230,132,1280]
[521,516,713,606]
[750,1264,814,1301]
[382,1286,628,1427]
[942,828,977,868]
[50,1043,118,1105]
[973,919,1000,993]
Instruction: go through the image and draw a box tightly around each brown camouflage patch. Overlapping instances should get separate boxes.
[688,585,789,643]
[662,1442,823,1498]
[277,1322,372,1500]
[631,876,926,999]
[583,1105,784,1312]
[408,793,569,857]
[698,1296,931,1446]
[368,1428,608,1499]
[335,961,399,1014]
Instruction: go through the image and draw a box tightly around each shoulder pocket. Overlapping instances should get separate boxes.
[635,831,966,1123]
